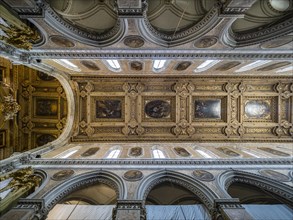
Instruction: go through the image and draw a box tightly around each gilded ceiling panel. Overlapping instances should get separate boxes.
[72,76,293,142]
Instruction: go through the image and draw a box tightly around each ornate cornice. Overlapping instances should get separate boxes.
[23,158,292,166]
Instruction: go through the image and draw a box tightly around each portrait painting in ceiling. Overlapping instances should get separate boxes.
[194,36,218,48]
[173,147,191,157]
[123,170,143,182]
[145,100,171,119]
[215,61,241,71]
[258,147,290,157]
[244,100,271,120]
[81,147,100,157]
[129,147,143,157]
[192,170,215,182]
[36,134,56,147]
[124,36,145,48]
[51,169,75,181]
[37,72,55,81]
[130,61,143,71]
[174,61,192,71]
[49,35,75,48]
[80,60,100,71]
[35,98,58,117]
[194,99,221,119]
[96,100,122,119]
[259,169,291,182]
[217,147,240,157]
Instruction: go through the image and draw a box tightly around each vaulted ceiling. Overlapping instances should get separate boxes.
[0,0,292,159]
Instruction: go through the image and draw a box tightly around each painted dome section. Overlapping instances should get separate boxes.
[146,0,216,34]
[49,0,118,34]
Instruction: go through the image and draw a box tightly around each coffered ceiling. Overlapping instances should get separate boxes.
[0,0,292,158]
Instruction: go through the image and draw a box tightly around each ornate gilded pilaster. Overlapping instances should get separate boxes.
[122,83,145,136]
[223,82,246,138]
[171,82,195,137]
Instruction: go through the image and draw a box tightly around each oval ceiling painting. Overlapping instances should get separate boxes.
[175,61,192,71]
[123,170,143,182]
[130,61,143,71]
[259,169,291,182]
[51,169,75,181]
[80,60,100,71]
[145,100,171,118]
[50,35,75,48]
[192,170,215,182]
[194,36,218,48]
[124,35,145,48]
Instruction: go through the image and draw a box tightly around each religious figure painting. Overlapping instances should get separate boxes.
[245,100,271,119]
[129,147,143,157]
[51,169,75,181]
[174,147,191,157]
[123,170,143,181]
[96,100,122,118]
[36,134,56,147]
[192,170,215,182]
[145,100,171,119]
[257,62,290,71]
[174,61,192,71]
[194,99,221,119]
[80,60,100,71]
[215,61,241,71]
[194,36,217,48]
[130,61,143,71]
[81,147,100,157]
[124,35,144,48]
[259,169,291,182]
[35,99,58,116]
[258,147,290,157]
[217,147,240,157]
[50,35,75,48]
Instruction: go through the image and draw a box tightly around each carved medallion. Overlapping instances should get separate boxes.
[81,147,100,157]
[129,147,143,157]
[245,100,271,119]
[80,60,100,71]
[36,134,56,147]
[194,36,217,48]
[195,99,221,119]
[130,61,143,71]
[174,61,192,71]
[174,147,191,157]
[51,169,74,181]
[50,35,75,48]
[145,100,170,118]
[96,100,122,118]
[217,147,240,157]
[259,169,291,182]
[123,170,143,181]
[215,61,241,71]
[37,72,55,81]
[261,36,293,48]
[192,170,214,182]
[124,35,145,48]
[258,147,290,157]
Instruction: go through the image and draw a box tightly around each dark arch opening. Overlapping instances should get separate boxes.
[146,181,202,205]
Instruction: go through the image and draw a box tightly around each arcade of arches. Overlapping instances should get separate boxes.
[0,0,292,220]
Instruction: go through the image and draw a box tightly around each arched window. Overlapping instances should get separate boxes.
[106,147,121,159]
[153,149,166,159]
[104,59,121,72]
[54,147,81,159]
[153,60,168,72]
[195,149,214,158]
